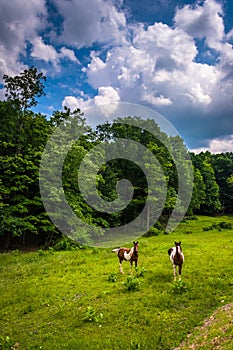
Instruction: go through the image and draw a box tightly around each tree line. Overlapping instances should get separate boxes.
[0,67,232,249]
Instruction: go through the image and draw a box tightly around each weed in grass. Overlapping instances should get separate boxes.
[135,266,147,277]
[82,306,103,324]
[37,249,46,256]
[171,280,188,295]
[130,340,146,349]
[124,275,140,291]
[0,335,15,350]
[108,271,117,282]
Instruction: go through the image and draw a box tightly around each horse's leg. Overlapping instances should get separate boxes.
[173,264,177,281]
[119,260,124,274]
[178,264,182,280]
[130,261,133,275]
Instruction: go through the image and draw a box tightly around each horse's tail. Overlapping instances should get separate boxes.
[112,248,119,254]
[168,248,173,256]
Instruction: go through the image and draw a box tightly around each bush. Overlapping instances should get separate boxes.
[145,226,160,237]
[52,237,80,251]
[203,225,213,231]
[108,272,117,282]
[135,267,147,278]
[203,221,232,232]
[171,280,188,294]
[124,276,140,292]
[82,306,103,323]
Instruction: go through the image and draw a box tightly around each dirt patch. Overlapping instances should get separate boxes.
[174,303,233,349]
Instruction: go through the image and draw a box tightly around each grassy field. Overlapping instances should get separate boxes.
[0,215,233,349]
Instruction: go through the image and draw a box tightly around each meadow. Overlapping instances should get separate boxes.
[0,215,233,349]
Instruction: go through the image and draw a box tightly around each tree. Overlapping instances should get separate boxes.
[3,67,46,155]
[192,153,221,214]
[189,167,206,213]
[211,153,233,213]
[3,66,46,111]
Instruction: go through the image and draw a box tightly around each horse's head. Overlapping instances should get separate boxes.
[133,241,139,256]
[175,241,182,253]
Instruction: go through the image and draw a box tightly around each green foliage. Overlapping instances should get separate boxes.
[145,226,160,236]
[52,237,80,251]
[0,335,15,350]
[108,271,117,282]
[203,221,232,231]
[3,66,46,111]
[82,306,103,324]
[171,280,188,294]
[124,275,140,291]
[135,266,147,277]
[130,340,145,350]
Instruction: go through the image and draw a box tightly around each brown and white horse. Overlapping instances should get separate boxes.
[168,241,184,280]
[112,241,138,274]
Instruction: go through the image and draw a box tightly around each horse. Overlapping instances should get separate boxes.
[168,241,184,280]
[112,241,138,274]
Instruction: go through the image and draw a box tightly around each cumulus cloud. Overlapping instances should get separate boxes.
[62,95,93,111]
[81,0,233,151]
[52,0,128,48]
[191,135,233,154]
[62,86,120,114]
[31,37,79,68]
[0,0,80,80]
[31,37,58,63]
[60,47,80,63]
[174,0,224,50]
[85,22,217,108]
[0,0,47,77]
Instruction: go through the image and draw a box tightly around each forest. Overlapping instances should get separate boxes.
[0,67,233,250]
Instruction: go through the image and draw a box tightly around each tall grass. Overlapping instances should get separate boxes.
[0,215,233,349]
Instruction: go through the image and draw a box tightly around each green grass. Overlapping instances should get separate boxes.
[0,215,233,349]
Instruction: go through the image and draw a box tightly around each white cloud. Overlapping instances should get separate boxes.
[0,0,47,78]
[94,86,120,106]
[81,0,233,149]
[191,135,233,154]
[31,37,58,63]
[60,47,79,63]
[174,0,224,50]
[62,95,93,111]
[85,21,218,108]
[31,37,80,69]
[62,86,120,114]
[133,22,198,67]
[53,0,128,48]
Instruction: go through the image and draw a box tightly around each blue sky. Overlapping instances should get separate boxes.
[0,0,233,152]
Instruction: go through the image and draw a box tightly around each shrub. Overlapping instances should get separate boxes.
[145,226,160,237]
[171,280,187,295]
[135,267,147,278]
[203,225,213,231]
[52,237,80,251]
[0,335,15,349]
[124,276,140,292]
[108,272,117,282]
[203,221,232,232]
[82,306,103,323]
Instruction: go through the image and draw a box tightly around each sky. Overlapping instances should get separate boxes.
[0,0,233,152]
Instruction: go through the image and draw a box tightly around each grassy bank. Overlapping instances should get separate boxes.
[0,215,233,349]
